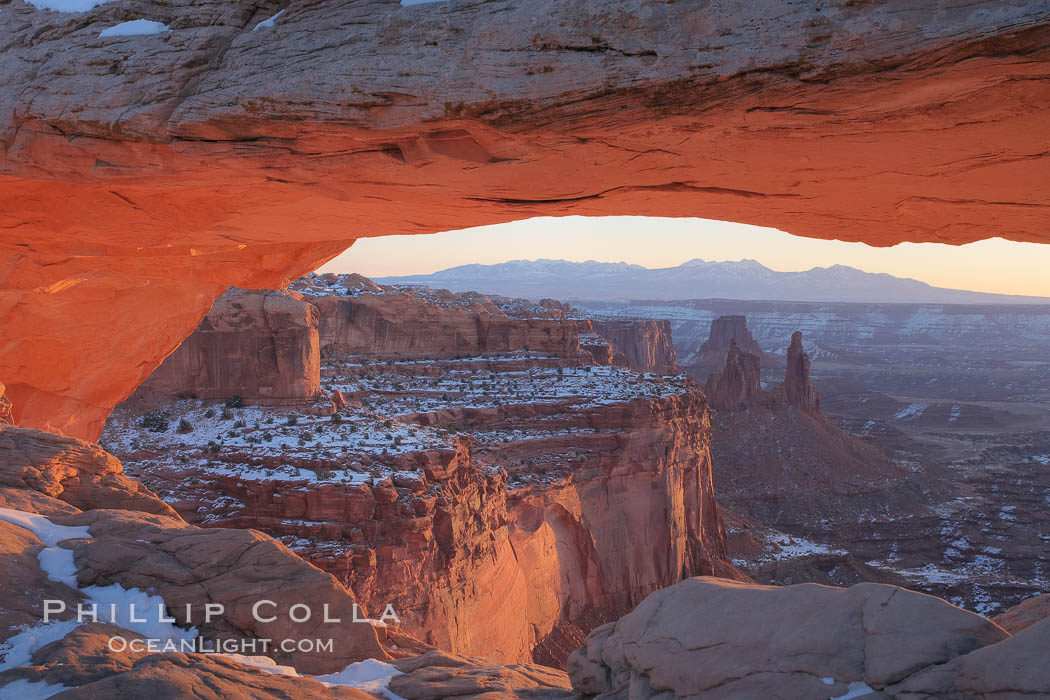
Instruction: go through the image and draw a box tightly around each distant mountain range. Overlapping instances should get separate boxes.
[374,259,1050,305]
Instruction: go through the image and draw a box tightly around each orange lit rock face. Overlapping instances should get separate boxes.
[136,288,321,404]
[2,1,1049,438]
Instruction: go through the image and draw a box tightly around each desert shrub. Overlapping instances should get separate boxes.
[140,410,169,433]
[225,395,244,408]
[315,469,333,480]
[176,418,193,434]
[221,407,233,420]
[286,416,298,426]
[331,413,342,423]
[204,408,215,418]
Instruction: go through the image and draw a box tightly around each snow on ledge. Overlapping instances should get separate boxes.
[220,655,405,699]
[0,506,197,676]
[252,9,285,31]
[99,19,171,38]
[400,0,449,5]
[0,678,72,699]
[25,0,113,11]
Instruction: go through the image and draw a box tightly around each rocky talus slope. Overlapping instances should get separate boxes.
[4,0,1049,439]
[102,277,735,666]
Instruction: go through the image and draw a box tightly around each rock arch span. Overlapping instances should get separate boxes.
[1,0,1049,438]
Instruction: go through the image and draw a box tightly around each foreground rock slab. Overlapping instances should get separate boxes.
[567,576,1016,699]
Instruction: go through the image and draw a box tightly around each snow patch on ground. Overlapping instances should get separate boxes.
[315,658,405,698]
[0,507,197,680]
[218,655,404,699]
[25,0,111,11]
[99,19,170,37]
[0,620,80,673]
[0,679,71,699]
[252,9,285,31]
[893,403,927,420]
[0,508,91,548]
[831,681,876,699]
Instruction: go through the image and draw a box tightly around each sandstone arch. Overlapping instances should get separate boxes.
[2,0,1049,438]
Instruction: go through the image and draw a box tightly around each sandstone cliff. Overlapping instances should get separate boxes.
[103,353,741,667]
[100,276,743,665]
[136,288,320,404]
[309,292,578,361]
[590,319,679,374]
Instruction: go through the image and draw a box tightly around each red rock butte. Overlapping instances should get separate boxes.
[2,0,1049,439]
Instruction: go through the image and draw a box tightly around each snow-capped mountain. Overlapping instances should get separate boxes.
[375,259,1050,304]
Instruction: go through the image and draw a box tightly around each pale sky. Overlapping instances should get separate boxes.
[319,216,1050,297]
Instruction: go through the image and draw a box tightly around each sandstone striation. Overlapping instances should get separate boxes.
[0,427,395,675]
[136,287,321,404]
[0,424,583,699]
[3,1,1050,439]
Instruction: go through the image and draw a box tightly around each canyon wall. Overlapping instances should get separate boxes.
[135,288,320,403]
[310,294,580,360]
[590,319,679,374]
[104,283,739,665]
[122,388,735,666]
[3,1,1049,439]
